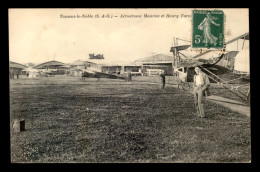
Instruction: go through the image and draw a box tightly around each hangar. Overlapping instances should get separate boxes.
[132,54,174,76]
[9,61,28,79]
[35,60,68,75]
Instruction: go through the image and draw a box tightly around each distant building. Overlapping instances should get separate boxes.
[101,65,122,74]
[35,60,68,75]
[70,60,103,69]
[25,63,35,68]
[9,61,28,79]
[132,54,174,76]
[67,60,86,76]
[67,60,103,76]
[101,64,141,75]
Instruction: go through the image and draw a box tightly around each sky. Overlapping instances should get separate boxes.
[9,8,249,65]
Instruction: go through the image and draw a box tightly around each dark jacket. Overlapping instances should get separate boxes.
[159,73,166,82]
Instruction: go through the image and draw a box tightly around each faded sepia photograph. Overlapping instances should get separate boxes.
[9,8,250,163]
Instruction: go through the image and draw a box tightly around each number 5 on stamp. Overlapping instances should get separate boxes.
[192,10,224,49]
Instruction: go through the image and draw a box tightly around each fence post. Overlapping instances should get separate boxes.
[20,120,25,132]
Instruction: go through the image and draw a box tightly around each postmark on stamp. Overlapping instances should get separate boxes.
[192,10,224,50]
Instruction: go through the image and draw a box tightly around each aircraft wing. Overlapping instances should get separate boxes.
[95,72,126,80]
[191,32,249,59]
[82,70,126,80]
[170,45,190,52]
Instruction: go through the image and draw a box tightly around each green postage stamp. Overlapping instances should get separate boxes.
[192,10,224,50]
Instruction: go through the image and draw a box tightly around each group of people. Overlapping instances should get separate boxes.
[9,71,20,79]
[159,66,210,118]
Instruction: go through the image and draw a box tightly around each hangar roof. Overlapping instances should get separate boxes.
[35,60,65,69]
[9,61,28,69]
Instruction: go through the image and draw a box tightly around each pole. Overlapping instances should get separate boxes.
[226,52,229,68]
[237,40,238,51]
[202,67,228,84]
[172,50,175,71]
[242,36,245,50]
[175,48,178,66]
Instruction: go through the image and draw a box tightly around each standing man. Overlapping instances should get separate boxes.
[16,71,19,79]
[193,66,210,118]
[159,70,166,89]
[127,70,132,82]
[129,70,132,81]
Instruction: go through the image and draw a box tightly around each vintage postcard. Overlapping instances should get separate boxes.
[9,8,250,163]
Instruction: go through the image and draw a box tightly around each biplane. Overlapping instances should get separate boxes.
[38,69,58,77]
[22,68,59,77]
[79,67,126,81]
[170,32,250,101]
[22,67,39,78]
[89,54,104,59]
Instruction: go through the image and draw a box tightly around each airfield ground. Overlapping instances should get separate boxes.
[10,75,251,163]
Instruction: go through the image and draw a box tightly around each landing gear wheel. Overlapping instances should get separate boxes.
[182,83,191,91]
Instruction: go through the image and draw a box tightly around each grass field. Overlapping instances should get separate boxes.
[10,75,251,163]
